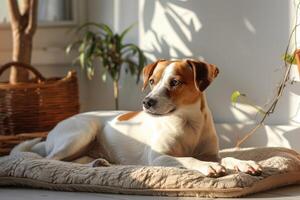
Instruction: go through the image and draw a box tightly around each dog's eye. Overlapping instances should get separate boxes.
[149,79,155,85]
[170,79,182,87]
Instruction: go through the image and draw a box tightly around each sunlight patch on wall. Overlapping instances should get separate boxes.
[266,126,296,148]
[166,3,202,41]
[289,91,300,124]
[243,18,256,34]
[229,103,259,123]
[291,0,300,49]
[139,0,202,61]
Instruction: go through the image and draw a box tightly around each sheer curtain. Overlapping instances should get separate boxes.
[38,0,73,22]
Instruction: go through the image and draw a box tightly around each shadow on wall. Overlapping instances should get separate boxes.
[139,0,300,149]
[216,123,300,152]
[139,0,291,125]
[140,0,202,60]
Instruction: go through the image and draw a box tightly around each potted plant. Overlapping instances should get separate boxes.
[67,23,147,110]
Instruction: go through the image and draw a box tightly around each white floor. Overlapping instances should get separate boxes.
[0,185,299,200]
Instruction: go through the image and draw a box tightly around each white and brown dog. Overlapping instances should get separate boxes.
[13,59,261,177]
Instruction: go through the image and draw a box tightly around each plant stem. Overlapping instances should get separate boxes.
[235,45,294,148]
[113,80,119,110]
[236,123,263,148]
[235,1,300,148]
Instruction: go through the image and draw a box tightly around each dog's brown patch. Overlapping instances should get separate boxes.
[149,61,172,86]
[168,62,200,106]
[143,60,171,90]
[117,111,140,121]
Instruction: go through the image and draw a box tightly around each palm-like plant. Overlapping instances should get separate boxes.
[67,23,147,110]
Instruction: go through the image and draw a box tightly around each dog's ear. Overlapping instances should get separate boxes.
[186,59,219,92]
[142,59,165,91]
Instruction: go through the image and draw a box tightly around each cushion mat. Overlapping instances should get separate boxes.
[0,147,299,198]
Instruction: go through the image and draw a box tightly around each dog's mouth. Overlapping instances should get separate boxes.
[143,107,176,116]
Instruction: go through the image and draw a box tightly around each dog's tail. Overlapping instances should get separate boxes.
[10,138,47,157]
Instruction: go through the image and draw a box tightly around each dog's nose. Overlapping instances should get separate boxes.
[143,98,157,109]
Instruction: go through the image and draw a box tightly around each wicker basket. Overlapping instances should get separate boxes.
[0,62,79,155]
[0,132,48,155]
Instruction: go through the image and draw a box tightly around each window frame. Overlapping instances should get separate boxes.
[0,0,80,29]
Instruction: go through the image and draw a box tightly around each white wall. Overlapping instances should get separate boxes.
[85,0,300,150]
[87,0,299,124]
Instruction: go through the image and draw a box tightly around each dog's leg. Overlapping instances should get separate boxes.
[221,157,262,175]
[150,154,226,177]
[46,115,101,161]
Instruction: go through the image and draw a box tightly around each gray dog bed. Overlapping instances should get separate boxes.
[0,147,299,198]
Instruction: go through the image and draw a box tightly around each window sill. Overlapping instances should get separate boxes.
[0,21,78,30]
[0,47,75,66]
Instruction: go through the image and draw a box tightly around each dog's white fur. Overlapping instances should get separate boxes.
[12,59,261,177]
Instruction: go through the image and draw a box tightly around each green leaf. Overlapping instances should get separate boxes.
[124,59,136,75]
[85,42,96,58]
[66,44,73,54]
[79,53,85,68]
[79,42,85,53]
[231,90,242,104]
[231,91,266,114]
[120,23,136,42]
[121,43,137,51]
[99,24,114,36]
[102,72,107,82]
[66,40,82,54]
[83,31,94,44]
[121,43,147,83]
[76,22,113,36]
[114,34,122,52]
[282,53,297,65]
[87,67,94,80]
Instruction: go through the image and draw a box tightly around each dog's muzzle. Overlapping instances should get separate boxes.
[143,97,157,109]
[142,96,176,116]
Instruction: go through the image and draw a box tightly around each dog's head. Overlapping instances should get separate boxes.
[142,59,219,115]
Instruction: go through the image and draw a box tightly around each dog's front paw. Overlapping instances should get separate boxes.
[232,160,262,175]
[222,157,262,176]
[90,158,111,167]
[197,162,227,177]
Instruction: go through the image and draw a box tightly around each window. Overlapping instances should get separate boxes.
[0,0,86,66]
[0,0,76,26]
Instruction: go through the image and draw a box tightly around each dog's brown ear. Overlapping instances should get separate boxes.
[142,59,165,91]
[186,59,219,92]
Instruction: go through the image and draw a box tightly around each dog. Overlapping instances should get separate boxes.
[12,59,261,177]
